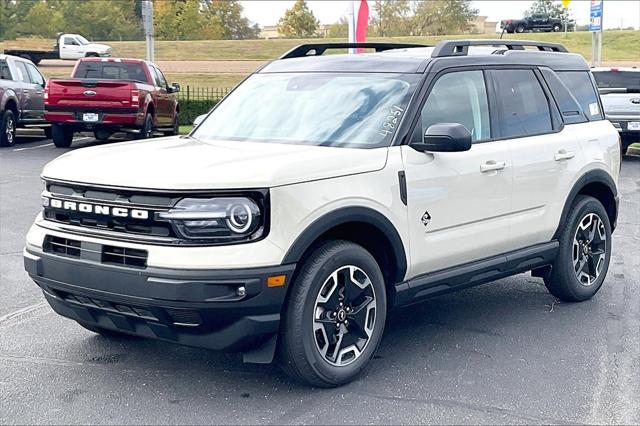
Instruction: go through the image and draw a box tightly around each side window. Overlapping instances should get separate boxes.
[25,63,45,86]
[420,70,490,142]
[492,69,552,138]
[557,71,604,121]
[151,66,166,88]
[64,37,78,46]
[0,60,12,80]
[540,68,588,124]
[14,61,30,83]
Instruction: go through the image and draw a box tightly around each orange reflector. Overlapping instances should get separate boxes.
[267,275,286,287]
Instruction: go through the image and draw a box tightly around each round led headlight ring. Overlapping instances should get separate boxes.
[227,203,253,233]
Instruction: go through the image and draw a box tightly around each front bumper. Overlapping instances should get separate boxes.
[24,247,295,357]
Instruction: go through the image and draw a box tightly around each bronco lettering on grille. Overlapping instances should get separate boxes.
[48,198,149,220]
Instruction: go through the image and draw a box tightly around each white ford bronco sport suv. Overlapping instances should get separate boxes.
[24,40,620,387]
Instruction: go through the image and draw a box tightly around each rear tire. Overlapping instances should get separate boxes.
[137,113,154,139]
[52,124,73,148]
[516,25,525,33]
[0,109,17,147]
[77,321,133,338]
[93,129,112,141]
[544,196,612,302]
[279,241,387,387]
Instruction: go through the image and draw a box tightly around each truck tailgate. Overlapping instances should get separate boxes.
[46,80,135,110]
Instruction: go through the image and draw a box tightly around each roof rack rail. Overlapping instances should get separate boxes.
[280,43,428,59]
[431,39,568,58]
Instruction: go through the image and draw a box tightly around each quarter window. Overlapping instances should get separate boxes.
[420,70,490,142]
[557,71,604,120]
[25,63,45,86]
[492,69,552,138]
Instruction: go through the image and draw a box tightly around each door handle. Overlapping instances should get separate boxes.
[35,91,43,95]
[480,160,506,173]
[554,149,575,161]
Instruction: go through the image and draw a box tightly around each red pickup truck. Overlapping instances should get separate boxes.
[44,58,180,147]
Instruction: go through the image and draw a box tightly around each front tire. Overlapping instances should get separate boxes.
[0,109,16,147]
[52,124,73,148]
[545,196,612,302]
[279,241,387,387]
[516,24,525,33]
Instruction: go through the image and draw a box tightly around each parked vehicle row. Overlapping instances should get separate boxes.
[1,55,179,147]
[24,40,621,387]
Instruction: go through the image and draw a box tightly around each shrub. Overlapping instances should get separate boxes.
[178,99,218,125]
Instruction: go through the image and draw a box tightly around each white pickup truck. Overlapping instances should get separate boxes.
[3,33,111,65]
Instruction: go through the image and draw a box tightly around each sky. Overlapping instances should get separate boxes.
[240,0,640,30]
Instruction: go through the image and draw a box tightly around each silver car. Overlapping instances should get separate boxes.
[592,67,640,155]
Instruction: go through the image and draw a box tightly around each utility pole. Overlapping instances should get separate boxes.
[589,0,603,67]
[141,0,154,62]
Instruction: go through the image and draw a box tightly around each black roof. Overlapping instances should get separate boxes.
[259,40,590,74]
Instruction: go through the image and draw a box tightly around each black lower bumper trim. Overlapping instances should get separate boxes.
[25,248,295,354]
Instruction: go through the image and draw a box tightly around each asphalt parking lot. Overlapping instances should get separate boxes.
[1,133,639,425]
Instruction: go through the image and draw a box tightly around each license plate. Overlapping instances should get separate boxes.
[627,121,640,131]
[83,113,99,122]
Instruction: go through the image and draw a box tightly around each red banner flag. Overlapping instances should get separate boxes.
[356,0,369,53]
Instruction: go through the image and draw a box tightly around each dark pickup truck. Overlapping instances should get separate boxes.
[0,54,50,147]
[501,15,563,33]
[45,58,180,148]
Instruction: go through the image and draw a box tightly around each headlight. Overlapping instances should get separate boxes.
[157,197,264,242]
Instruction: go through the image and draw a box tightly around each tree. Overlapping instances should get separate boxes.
[59,0,140,40]
[278,0,319,38]
[525,0,565,20]
[203,0,260,40]
[327,16,349,38]
[370,0,411,37]
[412,0,477,36]
[19,1,64,38]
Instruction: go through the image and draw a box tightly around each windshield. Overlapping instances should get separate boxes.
[192,72,419,148]
[593,71,640,92]
[76,35,90,45]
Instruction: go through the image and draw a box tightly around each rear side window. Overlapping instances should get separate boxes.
[0,60,11,80]
[14,61,30,83]
[540,68,587,124]
[557,71,603,121]
[74,62,147,83]
[492,69,552,138]
[420,70,490,142]
[25,63,45,86]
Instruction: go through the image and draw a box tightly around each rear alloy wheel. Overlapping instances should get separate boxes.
[0,109,16,147]
[280,241,387,387]
[544,195,612,302]
[52,124,73,148]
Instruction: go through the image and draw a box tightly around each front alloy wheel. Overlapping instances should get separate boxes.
[572,213,607,287]
[313,265,377,367]
[280,241,387,387]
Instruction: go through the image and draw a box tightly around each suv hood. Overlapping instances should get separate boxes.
[42,136,388,190]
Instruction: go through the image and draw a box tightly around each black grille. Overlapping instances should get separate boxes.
[102,245,148,268]
[44,236,81,258]
[44,235,148,269]
[58,291,159,321]
[43,181,177,240]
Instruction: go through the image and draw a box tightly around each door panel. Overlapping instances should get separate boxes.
[402,143,513,276]
[401,69,512,277]
[25,62,45,121]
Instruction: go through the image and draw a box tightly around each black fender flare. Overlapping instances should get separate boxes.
[553,168,618,239]
[281,206,408,283]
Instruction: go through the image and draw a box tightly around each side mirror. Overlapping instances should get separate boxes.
[193,114,206,128]
[410,123,472,153]
[169,83,181,93]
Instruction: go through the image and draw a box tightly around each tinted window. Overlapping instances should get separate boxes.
[540,68,587,124]
[26,63,45,86]
[0,61,11,80]
[557,71,603,120]
[420,70,490,142]
[74,62,147,83]
[493,69,552,138]
[14,61,30,83]
[592,71,640,92]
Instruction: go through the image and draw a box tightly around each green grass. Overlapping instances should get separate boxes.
[179,125,193,134]
[3,30,639,62]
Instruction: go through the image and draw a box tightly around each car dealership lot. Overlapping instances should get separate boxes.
[1,136,639,424]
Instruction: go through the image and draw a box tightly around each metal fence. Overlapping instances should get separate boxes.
[178,86,232,102]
